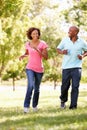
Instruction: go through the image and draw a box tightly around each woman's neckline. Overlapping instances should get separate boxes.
[29,40,40,48]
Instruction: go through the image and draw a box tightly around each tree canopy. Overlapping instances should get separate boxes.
[0,0,87,87]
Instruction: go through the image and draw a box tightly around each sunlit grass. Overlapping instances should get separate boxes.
[0,84,87,130]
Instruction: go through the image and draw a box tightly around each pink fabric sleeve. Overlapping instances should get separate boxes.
[42,41,48,49]
[38,41,48,51]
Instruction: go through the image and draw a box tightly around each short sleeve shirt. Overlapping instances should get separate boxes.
[57,37,87,69]
[25,40,48,73]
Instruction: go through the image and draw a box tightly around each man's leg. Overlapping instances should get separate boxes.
[69,68,82,109]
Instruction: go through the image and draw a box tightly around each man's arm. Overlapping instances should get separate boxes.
[57,48,68,55]
[77,51,87,60]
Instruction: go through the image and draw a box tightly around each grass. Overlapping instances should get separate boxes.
[0,83,87,130]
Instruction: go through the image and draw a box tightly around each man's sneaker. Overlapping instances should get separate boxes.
[60,101,66,109]
[24,107,29,113]
[69,106,77,110]
[33,107,38,112]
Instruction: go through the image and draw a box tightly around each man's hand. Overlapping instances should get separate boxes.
[62,50,68,55]
[77,54,82,60]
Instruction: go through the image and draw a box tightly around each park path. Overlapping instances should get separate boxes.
[0,83,87,91]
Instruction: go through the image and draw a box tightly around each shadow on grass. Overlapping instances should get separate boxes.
[0,106,87,130]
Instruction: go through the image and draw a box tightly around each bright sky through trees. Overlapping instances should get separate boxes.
[50,0,73,11]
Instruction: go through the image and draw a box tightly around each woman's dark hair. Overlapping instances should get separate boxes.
[27,27,40,40]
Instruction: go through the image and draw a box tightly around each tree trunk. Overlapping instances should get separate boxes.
[12,77,15,91]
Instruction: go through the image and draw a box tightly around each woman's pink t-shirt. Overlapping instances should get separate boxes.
[25,40,48,73]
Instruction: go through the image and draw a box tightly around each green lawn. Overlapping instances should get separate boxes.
[0,85,87,130]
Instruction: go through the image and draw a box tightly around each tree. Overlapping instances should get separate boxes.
[2,0,87,86]
[0,0,63,86]
[61,0,87,31]
[0,0,31,78]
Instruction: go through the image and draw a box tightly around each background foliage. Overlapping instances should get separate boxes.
[0,0,87,88]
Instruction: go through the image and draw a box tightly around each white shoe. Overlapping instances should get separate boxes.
[24,107,29,113]
[33,107,38,112]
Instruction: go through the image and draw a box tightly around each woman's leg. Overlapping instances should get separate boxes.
[32,72,43,108]
[24,69,34,108]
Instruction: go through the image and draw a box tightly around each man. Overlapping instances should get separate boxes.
[57,26,87,109]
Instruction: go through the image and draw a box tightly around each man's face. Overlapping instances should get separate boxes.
[68,27,77,38]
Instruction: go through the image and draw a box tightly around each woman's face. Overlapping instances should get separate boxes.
[31,30,39,40]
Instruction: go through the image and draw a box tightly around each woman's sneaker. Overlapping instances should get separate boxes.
[33,107,38,112]
[24,107,29,113]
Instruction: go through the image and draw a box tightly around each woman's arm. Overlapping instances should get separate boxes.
[19,49,28,61]
[34,47,48,60]
[40,48,48,60]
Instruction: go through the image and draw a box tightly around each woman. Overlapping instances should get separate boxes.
[19,27,48,113]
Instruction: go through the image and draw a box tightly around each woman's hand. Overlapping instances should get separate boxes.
[33,47,48,60]
[19,49,28,61]
[19,55,25,61]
